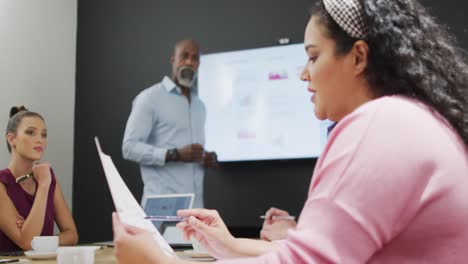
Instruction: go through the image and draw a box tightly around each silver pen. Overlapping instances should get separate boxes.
[259,215,295,220]
[144,216,188,222]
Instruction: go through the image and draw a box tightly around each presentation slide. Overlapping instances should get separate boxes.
[198,44,332,162]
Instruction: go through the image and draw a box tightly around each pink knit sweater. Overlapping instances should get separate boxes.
[218,96,468,263]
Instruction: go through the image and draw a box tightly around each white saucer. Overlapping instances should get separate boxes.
[183,249,212,258]
[24,250,57,260]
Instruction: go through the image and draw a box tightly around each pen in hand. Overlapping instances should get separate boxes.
[260,215,296,220]
[144,216,188,222]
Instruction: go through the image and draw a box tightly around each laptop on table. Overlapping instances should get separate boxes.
[142,193,194,248]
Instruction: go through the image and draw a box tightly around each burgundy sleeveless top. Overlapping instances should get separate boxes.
[0,168,56,252]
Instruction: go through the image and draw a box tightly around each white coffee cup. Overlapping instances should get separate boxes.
[31,236,58,253]
[57,247,95,264]
[190,237,208,253]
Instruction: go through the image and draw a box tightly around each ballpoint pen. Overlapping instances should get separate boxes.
[259,215,296,220]
[144,216,188,222]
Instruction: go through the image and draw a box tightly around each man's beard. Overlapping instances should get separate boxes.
[177,66,197,88]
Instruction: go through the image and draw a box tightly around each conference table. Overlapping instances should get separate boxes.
[1,246,215,263]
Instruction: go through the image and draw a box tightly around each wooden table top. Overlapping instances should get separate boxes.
[1,246,215,263]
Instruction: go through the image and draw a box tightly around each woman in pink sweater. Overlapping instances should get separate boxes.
[112,0,468,263]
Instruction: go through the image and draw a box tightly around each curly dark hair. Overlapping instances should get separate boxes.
[311,0,468,146]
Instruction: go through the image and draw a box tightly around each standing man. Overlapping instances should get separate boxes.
[122,39,217,208]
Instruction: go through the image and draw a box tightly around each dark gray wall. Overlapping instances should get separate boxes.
[74,0,314,243]
[74,0,468,243]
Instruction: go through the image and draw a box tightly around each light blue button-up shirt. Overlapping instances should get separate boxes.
[122,76,206,208]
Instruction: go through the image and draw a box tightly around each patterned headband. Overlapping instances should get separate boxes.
[323,0,368,39]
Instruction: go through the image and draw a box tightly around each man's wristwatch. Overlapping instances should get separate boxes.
[167,148,179,161]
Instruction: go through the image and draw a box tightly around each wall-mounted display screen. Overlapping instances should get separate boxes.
[199,43,331,162]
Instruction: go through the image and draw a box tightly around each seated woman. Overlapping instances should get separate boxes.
[0,106,78,251]
[111,0,468,263]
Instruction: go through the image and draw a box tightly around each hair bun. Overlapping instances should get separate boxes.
[9,105,27,118]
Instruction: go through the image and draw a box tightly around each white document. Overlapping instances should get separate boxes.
[95,137,174,256]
